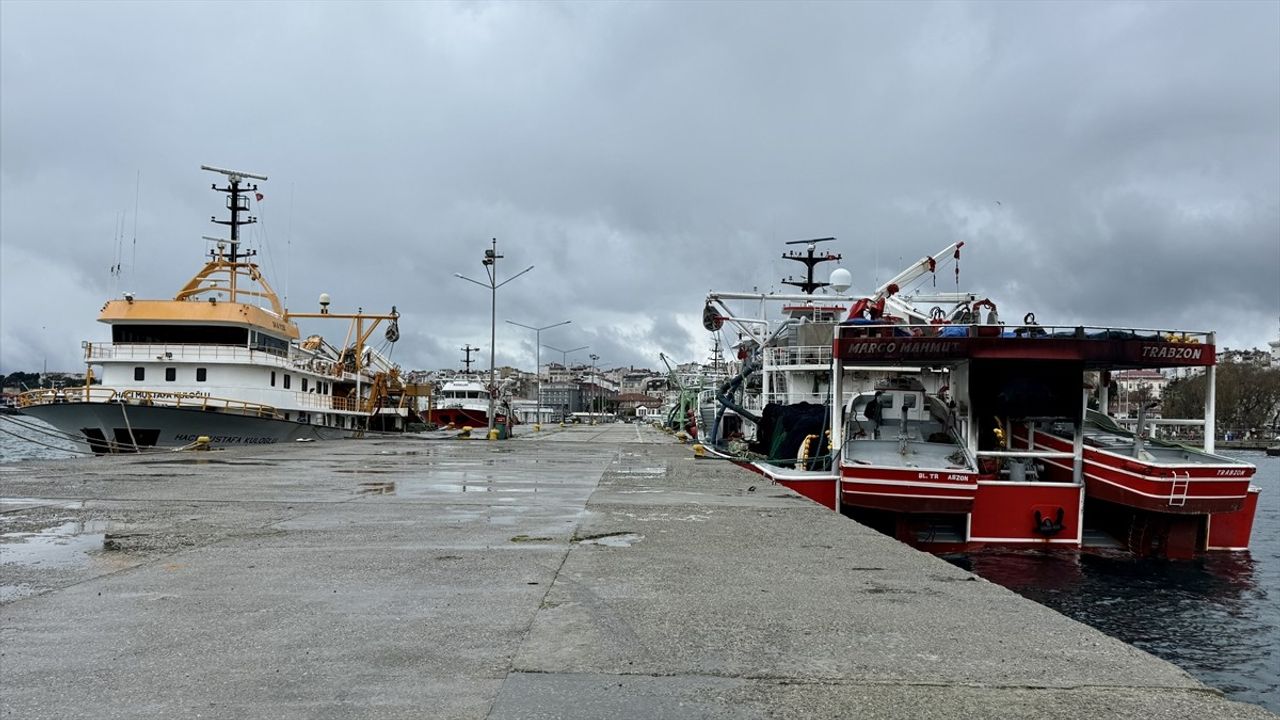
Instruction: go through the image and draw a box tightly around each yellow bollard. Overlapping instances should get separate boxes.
[488,428,499,441]
[534,424,541,432]
[692,443,705,457]
[194,435,211,451]
[459,426,472,438]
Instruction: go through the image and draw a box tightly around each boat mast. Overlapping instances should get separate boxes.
[461,344,479,374]
[781,237,841,295]
[201,164,268,304]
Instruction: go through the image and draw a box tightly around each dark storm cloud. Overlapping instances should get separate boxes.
[2,1,1276,374]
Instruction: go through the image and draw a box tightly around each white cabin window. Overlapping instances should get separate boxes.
[165,368,176,382]
[196,368,207,382]
[134,367,145,381]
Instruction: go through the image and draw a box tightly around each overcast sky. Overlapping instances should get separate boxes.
[2,1,1277,375]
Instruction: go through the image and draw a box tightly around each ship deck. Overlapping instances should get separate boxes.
[0,424,1268,719]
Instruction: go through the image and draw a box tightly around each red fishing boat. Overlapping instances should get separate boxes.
[752,318,1258,559]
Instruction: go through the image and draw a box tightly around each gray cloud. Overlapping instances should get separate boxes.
[3,1,1277,374]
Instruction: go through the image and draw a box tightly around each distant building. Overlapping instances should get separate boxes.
[541,382,583,419]
[1112,369,1169,417]
[615,393,663,417]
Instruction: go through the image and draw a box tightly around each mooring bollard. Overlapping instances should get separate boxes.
[488,428,499,441]
[459,426,472,438]
[194,435,211,451]
[692,443,705,457]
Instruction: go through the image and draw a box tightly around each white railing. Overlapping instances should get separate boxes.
[764,345,832,368]
[84,343,340,376]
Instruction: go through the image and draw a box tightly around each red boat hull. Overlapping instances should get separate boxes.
[840,466,978,514]
[425,408,491,428]
[1026,431,1254,514]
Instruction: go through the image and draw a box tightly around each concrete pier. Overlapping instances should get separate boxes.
[1,424,1272,719]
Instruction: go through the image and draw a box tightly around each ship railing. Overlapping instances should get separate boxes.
[17,386,119,407]
[763,345,832,368]
[84,342,351,377]
[973,449,1079,483]
[85,342,295,366]
[17,386,281,419]
[290,393,369,414]
[835,323,1213,344]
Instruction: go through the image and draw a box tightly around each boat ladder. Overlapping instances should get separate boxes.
[1168,472,1190,507]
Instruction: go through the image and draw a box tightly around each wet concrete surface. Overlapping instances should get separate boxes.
[1,424,1273,719]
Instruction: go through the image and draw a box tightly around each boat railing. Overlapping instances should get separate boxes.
[835,323,1213,344]
[17,386,281,419]
[86,342,293,366]
[975,450,1075,460]
[84,343,350,377]
[291,393,368,414]
[763,345,832,368]
[17,386,119,407]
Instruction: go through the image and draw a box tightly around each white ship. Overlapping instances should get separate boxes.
[17,165,426,452]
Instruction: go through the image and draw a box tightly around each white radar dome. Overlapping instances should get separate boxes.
[828,268,852,293]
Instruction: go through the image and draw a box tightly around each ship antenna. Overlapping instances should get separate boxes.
[201,165,268,303]
[131,170,140,292]
[461,344,479,373]
[780,237,840,295]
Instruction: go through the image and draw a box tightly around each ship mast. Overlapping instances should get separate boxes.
[201,164,267,304]
[780,236,841,295]
[461,344,479,374]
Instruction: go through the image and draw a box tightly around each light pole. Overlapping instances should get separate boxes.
[543,344,587,421]
[455,238,533,435]
[506,319,570,425]
[589,353,600,424]
[543,344,589,371]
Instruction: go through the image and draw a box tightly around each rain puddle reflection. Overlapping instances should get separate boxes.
[1,518,109,568]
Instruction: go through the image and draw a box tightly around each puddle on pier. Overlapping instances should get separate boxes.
[0,498,85,512]
[137,458,280,467]
[577,532,643,548]
[612,467,666,476]
[356,482,397,495]
[0,518,109,568]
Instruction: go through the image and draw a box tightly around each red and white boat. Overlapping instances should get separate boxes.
[425,376,516,429]
[752,319,1258,559]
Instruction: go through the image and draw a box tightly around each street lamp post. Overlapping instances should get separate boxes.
[589,353,600,424]
[542,343,586,420]
[506,319,570,425]
[455,238,533,436]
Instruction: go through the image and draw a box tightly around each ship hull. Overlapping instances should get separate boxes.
[425,407,493,429]
[1026,430,1255,515]
[21,402,360,453]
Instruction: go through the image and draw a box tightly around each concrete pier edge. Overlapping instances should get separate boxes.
[1,424,1273,719]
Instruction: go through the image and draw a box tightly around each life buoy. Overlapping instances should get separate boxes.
[929,306,946,323]
[1023,312,1037,325]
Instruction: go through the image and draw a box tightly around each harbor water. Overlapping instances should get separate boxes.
[948,451,1278,712]
[0,417,78,463]
[1,427,1276,710]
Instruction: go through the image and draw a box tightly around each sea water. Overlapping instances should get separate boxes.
[948,451,1278,711]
